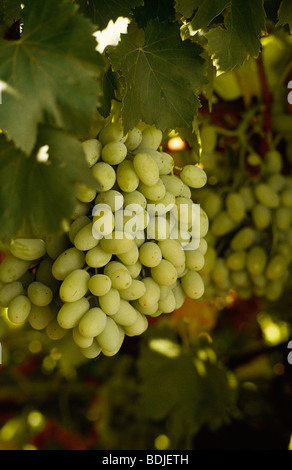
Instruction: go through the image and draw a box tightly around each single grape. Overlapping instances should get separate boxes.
[27,281,53,307]
[101,141,127,165]
[9,238,46,261]
[78,307,107,338]
[7,295,31,324]
[59,269,90,303]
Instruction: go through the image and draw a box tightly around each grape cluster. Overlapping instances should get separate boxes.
[194,145,292,302]
[0,120,208,359]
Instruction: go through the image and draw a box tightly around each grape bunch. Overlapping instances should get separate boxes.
[0,120,208,359]
[194,144,292,303]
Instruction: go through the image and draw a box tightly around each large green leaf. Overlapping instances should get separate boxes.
[206,0,266,71]
[277,0,292,33]
[0,0,102,154]
[0,128,98,241]
[74,0,144,30]
[108,19,207,133]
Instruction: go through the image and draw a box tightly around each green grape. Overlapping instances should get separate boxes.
[139,241,162,267]
[78,307,107,338]
[100,231,136,255]
[197,238,208,256]
[88,274,111,296]
[239,186,256,210]
[172,280,186,309]
[138,277,161,309]
[116,160,140,193]
[45,232,71,260]
[68,216,91,244]
[226,251,246,271]
[230,227,256,251]
[74,222,99,251]
[267,174,286,192]
[281,188,292,208]
[211,211,237,237]
[185,249,205,271]
[101,141,127,165]
[246,246,267,276]
[126,260,142,278]
[104,261,132,290]
[151,259,178,286]
[138,179,166,201]
[265,279,284,301]
[123,190,147,211]
[133,152,160,186]
[181,270,204,299]
[98,120,124,146]
[46,319,68,340]
[146,216,171,241]
[203,192,223,220]
[147,192,175,217]
[27,281,53,307]
[77,184,97,203]
[85,245,112,268]
[265,254,288,280]
[0,281,25,307]
[82,139,102,167]
[161,174,184,197]
[59,269,90,303]
[72,327,94,349]
[0,254,31,283]
[132,299,159,316]
[226,192,246,223]
[211,259,229,285]
[158,290,176,313]
[158,239,185,267]
[141,149,174,175]
[275,207,292,231]
[98,288,120,315]
[199,246,216,275]
[200,124,217,154]
[9,238,46,261]
[135,125,163,151]
[52,247,85,281]
[252,204,272,230]
[110,299,138,326]
[57,297,90,329]
[7,295,31,324]
[180,165,207,189]
[95,190,124,212]
[265,149,283,173]
[28,304,53,330]
[119,279,147,301]
[123,311,148,337]
[117,243,139,265]
[230,270,249,288]
[92,206,115,239]
[254,183,280,208]
[36,258,61,294]
[72,201,91,220]
[91,161,116,192]
[96,316,123,355]
[125,127,143,151]
[80,340,102,359]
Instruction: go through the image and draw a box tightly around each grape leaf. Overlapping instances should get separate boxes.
[277,0,292,33]
[0,128,98,241]
[0,0,102,155]
[108,19,207,133]
[206,0,266,71]
[191,0,230,31]
[74,0,144,30]
[174,0,201,19]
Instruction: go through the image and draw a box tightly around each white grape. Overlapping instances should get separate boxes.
[27,281,53,307]
[9,238,46,261]
[78,307,107,338]
[59,269,90,303]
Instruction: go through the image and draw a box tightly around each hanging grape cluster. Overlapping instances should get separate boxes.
[0,119,209,359]
[193,124,292,303]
